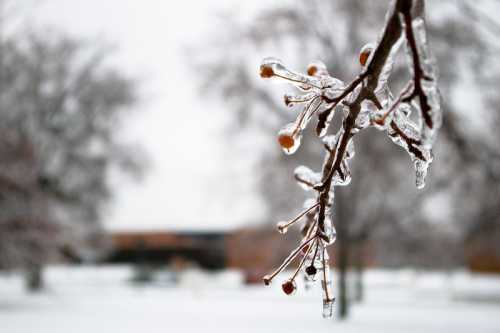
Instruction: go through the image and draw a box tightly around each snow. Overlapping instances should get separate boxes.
[1,267,500,333]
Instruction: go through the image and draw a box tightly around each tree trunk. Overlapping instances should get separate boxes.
[353,243,364,303]
[335,191,350,319]
[25,264,44,292]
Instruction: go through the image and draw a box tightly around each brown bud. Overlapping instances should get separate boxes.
[307,65,318,76]
[278,133,295,150]
[359,50,371,66]
[260,65,274,78]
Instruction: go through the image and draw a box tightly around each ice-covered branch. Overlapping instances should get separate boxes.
[258,0,441,318]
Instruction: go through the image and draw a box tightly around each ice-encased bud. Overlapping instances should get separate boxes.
[307,60,329,77]
[359,43,374,67]
[260,57,322,91]
[281,279,297,295]
[276,221,289,234]
[278,123,302,155]
[260,57,284,78]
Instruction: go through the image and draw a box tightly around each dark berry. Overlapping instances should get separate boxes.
[305,265,317,276]
[281,280,296,295]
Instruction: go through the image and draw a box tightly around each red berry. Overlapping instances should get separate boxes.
[281,280,297,295]
[278,134,295,149]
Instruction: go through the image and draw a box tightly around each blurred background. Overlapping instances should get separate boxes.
[1,0,500,332]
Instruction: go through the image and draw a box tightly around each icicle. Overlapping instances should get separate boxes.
[414,156,432,189]
[320,246,334,318]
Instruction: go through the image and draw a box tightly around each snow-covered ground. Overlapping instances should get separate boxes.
[1,267,500,333]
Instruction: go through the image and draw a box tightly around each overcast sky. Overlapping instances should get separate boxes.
[25,0,271,231]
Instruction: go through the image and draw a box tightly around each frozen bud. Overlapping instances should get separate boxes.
[278,123,302,155]
[307,60,328,77]
[305,265,317,277]
[260,57,284,78]
[260,58,283,79]
[359,43,374,66]
[276,221,289,234]
[281,279,297,295]
[262,275,272,286]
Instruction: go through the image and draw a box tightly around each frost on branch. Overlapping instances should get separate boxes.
[258,0,441,318]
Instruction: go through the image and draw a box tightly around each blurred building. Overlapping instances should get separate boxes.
[106,231,226,270]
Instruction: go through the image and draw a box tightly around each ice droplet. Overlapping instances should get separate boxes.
[322,299,335,318]
[278,123,302,155]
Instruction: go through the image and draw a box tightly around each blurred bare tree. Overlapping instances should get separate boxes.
[0,25,141,290]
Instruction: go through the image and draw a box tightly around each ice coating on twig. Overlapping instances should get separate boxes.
[258,0,441,318]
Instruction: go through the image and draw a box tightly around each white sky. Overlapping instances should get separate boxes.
[25,0,270,232]
[18,0,498,232]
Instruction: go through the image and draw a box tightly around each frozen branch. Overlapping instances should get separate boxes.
[258,0,441,318]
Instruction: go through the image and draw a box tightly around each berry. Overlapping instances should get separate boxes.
[281,279,297,295]
[278,133,295,150]
[307,64,318,76]
[305,265,317,276]
[260,65,274,78]
[262,275,271,286]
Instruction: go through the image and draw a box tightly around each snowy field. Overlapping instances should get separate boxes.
[1,267,500,333]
